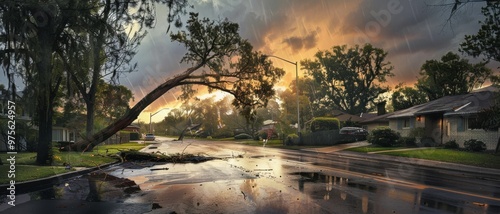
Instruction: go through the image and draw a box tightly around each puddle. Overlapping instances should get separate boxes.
[0,172,150,213]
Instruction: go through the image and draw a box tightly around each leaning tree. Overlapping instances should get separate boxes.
[69,13,285,151]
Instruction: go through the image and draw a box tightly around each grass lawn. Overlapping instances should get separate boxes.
[383,148,500,169]
[347,146,500,169]
[0,165,69,183]
[0,142,146,184]
[345,146,407,153]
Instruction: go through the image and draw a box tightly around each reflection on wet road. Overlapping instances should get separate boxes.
[2,138,499,213]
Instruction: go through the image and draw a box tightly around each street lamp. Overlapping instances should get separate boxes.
[262,54,300,136]
[149,108,170,133]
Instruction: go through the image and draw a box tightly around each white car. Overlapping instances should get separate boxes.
[144,133,155,141]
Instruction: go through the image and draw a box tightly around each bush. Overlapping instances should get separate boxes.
[408,127,425,138]
[463,139,486,152]
[368,127,400,147]
[130,132,140,140]
[310,117,340,132]
[212,128,234,138]
[443,140,459,149]
[234,133,253,139]
[286,134,299,145]
[398,137,417,147]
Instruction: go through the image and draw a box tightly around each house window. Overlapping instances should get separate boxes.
[403,118,411,128]
[467,117,482,130]
[397,118,414,130]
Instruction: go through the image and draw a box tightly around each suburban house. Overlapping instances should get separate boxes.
[52,126,78,142]
[386,86,499,150]
[359,101,393,131]
[123,124,141,133]
[360,112,395,131]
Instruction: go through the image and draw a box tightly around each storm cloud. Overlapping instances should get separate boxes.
[111,0,492,121]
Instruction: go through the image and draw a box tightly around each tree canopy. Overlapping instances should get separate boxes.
[301,44,394,115]
[460,1,500,63]
[417,52,492,100]
[391,84,428,111]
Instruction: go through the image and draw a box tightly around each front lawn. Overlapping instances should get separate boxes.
[0,142,146,184]
[345,146,406,153]
[347,146,500,169]
[0,165,69,183]
[383,148,500,169]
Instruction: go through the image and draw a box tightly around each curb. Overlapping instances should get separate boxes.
[0,161,120,195]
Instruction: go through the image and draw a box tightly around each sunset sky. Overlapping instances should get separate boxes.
[124,0,499,123]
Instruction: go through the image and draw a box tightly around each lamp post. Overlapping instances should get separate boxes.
[263,55,300,136]
[149,108,170,133]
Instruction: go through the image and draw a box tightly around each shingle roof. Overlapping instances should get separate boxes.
[389,85,498,118]
[360,111,395,124]
[331,109,364,122]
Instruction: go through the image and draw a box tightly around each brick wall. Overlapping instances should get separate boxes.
[444,117,499,151]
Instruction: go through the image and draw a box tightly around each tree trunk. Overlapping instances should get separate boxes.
[86,101,95,139]
[85,32,103,140]
[495,136,499,154]
[35,21,55,165]
[69,64,203,151]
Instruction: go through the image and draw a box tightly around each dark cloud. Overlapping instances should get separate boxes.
[116,0,492,116]
[341,0,485,56]
[282,30,319,53]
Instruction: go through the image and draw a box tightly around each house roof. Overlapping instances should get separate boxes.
[126,124,141,129]
[359,112,378,120]
[389,85,498,118]
[331,109,364,122]
[360,111,396,124]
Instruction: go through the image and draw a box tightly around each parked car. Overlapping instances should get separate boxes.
[144,133,155,141]
[339,127,368,142]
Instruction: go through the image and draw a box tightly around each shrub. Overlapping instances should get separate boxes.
[398,137,417,147]
[408,127,425,138]
[286,134,299,145]
[310,117,340,132]
[463,139,486,152]
[130,132,140,140]
[368,127,400,147]
[212,128,234,138]
[443,140,459,149]
[234,133,253,139]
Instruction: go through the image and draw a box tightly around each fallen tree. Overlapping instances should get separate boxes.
[68,13,284,151]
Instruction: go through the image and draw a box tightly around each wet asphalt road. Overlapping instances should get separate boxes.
[2,137,500,213]
[114,137,500,213]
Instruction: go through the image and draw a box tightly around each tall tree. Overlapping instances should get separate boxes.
[0,0,81,164]
[0,0,189,164]
[301,44,394,115]
[69,13,285,151]
[417,52,492,100]
[460,1,500,153]
[391,84,428,111]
